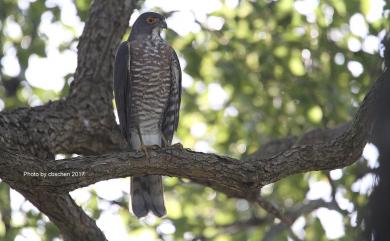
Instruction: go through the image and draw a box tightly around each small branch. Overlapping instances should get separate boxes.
[325,172,337,200]
[288,199,346,218]
[256,196,292,225]
[262,199,346,241]
[245,123,349,161]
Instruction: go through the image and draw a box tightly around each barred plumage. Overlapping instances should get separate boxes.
[113,12,181,218]
[129,39,173,133]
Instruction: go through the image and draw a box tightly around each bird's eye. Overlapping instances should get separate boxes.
[146,17,158,24]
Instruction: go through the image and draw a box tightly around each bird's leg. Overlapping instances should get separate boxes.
[159,130,183,148]
[136,126,150,159]
[160,131,170,147]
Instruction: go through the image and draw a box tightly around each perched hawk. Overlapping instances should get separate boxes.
[113,12,181,217]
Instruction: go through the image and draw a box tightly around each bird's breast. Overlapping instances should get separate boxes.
[129,40,172,132]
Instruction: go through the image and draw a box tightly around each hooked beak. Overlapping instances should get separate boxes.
[160,19,167,29]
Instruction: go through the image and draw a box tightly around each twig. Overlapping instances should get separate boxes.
[256,195,293,225]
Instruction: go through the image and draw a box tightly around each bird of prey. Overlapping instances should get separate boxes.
[113,12,181,218]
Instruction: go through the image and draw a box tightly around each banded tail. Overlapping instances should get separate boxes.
[131,175,166,217]
[129,132,166,218]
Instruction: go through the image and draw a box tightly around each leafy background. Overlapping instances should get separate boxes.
[0,0,389,240]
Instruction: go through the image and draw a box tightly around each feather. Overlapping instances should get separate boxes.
[114,12,181,217]
[131,176,166,217]
[113,41,131,141]
[162,48,182,144]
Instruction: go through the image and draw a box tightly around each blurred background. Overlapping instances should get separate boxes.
[0,0,389,240]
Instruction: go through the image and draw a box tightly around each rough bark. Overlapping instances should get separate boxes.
[0,0,388,239]
[0,100,125,159]
[365,33,390,241]
[0,68,388,200]
[0,0,138,240]
[0,0,134,158]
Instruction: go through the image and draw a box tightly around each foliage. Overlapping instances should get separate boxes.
[0,0,389,240]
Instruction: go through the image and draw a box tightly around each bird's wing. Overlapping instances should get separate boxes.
[162,47,182,144]
[114,41,131,142]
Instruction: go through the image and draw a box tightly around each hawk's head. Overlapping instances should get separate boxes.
[130,12,167,40]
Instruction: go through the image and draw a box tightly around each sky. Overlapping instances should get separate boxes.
[1,0,387,240]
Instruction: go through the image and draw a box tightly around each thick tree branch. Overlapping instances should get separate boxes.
[0,0,136,156]
[0,141,368,199]
[18,190,107,241]
[1,68,388,203]
[0,0,138,240]
[0,0,388,238]
[0,100,126,158]
[0,66,388,201]
[0,66,387,241]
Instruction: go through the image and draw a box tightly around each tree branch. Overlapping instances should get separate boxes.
[0,0,138,240]
[18,190,107,241]
[0,66,387,240]
[0,138,368,200]
[2,67,388,199]
[245,123,350,160]
[1,66,388,201]
[0,100,126,158]
[262,199,344,241]
[0,0,136,157]
[0,0,388,239]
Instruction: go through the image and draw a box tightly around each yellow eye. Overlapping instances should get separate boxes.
[146,17,158,24]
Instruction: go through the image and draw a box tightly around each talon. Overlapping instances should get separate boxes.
[140,144,150,158]
[172,143,183,148]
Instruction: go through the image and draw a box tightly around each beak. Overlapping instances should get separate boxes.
[160,19,167,29]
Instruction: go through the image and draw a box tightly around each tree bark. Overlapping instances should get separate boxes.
[0,0,388,239]
[0,0,138,240]
[1,68,389,200]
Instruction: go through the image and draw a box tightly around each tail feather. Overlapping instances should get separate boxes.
[130,176,149,217]
[131,175,166,218]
